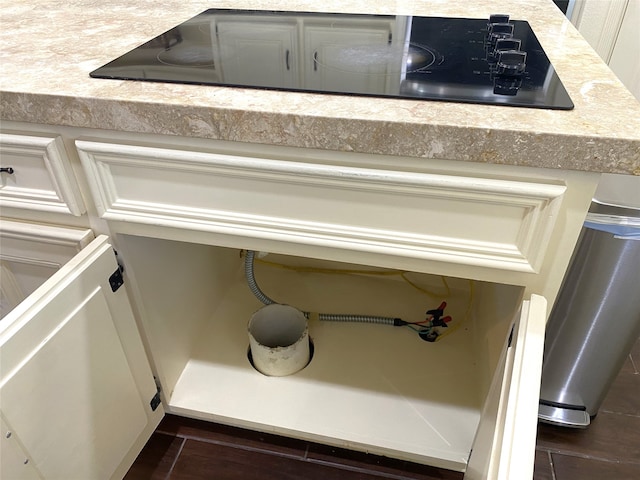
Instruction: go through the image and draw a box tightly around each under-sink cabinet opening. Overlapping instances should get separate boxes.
[117,233,531,473]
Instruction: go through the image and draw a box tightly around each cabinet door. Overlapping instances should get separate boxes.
[0,235,163,479]
[305,23,392,93]
[216,20,298,88]
[465,294,547,479]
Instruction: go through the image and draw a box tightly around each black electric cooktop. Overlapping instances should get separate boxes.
[91,9,574,110]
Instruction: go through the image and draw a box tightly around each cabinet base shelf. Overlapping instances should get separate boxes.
[166,269,482,472]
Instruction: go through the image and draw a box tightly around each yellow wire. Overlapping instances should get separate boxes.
[401,272,451,298]
[255,257,399,276]
[255,256,450,298]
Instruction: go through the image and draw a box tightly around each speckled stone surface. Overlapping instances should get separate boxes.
[1,0,639,174]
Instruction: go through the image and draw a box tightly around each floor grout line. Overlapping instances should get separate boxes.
[598,409,640,418]
[303,443,310,460]
[303,457,448,480]
[629,352,639,374]
[537,448,640,466]
[547,450,557,480]
[169,432,310,461]
[165,436,186,480]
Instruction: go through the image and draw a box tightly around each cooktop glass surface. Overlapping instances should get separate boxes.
[91,9,574,109]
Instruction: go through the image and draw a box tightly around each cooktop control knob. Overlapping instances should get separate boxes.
[495,38,521,54]
[487,23,514,48]
[496,50,527,76]
[488,14,510,25]
[488,37,522,61]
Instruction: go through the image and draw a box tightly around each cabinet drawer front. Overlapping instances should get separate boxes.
[0,132,86,216]
[77,141,566,273]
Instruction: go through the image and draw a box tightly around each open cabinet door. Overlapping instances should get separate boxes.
[0,235,163,479]
[465,294,547,479]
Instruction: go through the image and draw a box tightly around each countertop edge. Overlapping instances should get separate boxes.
[2,91,638,175]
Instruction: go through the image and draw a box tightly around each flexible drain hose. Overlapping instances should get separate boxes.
[245,250,399,326]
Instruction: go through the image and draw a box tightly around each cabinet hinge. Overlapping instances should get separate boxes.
[109,265,124,292]
[150,392,162,411]
[507,324,515,348]
[150,378,162,411]
[109,250,125,292]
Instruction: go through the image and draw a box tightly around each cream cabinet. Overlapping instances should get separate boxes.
[0,123,599,479]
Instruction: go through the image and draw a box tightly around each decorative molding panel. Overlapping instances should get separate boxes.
[77,140,566,273]
[0,132,86,216]
[0,219,94,249]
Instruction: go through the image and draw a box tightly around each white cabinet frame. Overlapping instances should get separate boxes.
[76,140,566,274]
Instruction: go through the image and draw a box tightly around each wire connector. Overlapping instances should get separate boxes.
[417,302,452,342]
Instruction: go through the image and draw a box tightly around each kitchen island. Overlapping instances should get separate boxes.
[1,0,639,174]
[1,1,639,480]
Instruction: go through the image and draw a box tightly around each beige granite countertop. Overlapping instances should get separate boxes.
[1,0,639,174]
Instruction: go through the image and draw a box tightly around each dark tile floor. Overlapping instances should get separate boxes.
[126,338,640,479]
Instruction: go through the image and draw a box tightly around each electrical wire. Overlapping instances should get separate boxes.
[432,280,474,342]
[244,250,473,341]
[245,250,399,326]
[254,255,451,298]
